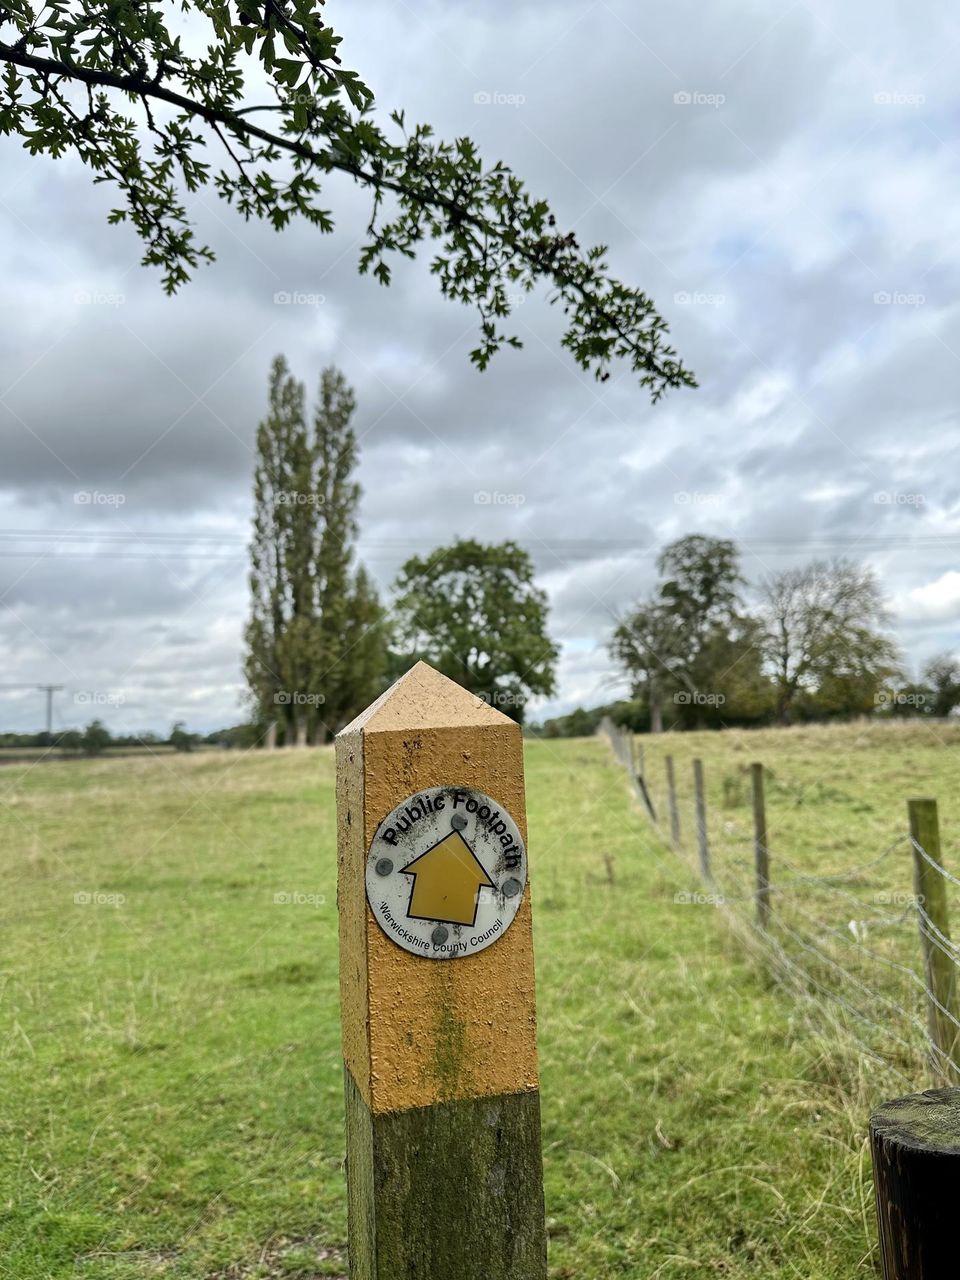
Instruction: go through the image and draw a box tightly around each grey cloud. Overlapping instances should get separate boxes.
[2,0,960,729]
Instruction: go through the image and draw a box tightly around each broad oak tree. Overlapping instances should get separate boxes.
[612,535,770,730]
[0,0,695,398]
[391,538,558,721]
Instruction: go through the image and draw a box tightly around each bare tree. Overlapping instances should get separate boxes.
[758,558,899,722]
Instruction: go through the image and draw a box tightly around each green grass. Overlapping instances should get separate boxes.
[0,735,904,1278]
[637,718,960,1082]
[0,747,183,762]
[638,717,960,875]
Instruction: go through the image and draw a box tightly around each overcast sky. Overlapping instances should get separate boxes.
[2,0,959,734]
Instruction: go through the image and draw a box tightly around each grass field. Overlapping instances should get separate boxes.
[2,730,935,1279]
[638,717,960,880]
[635,717,960,1083]
[0,748,183,764]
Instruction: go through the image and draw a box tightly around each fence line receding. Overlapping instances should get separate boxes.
[597,717,960,1086]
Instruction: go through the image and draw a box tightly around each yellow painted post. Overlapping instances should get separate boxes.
[335,661,546,1280]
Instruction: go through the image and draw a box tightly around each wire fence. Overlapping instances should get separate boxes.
[598,718,960,1088]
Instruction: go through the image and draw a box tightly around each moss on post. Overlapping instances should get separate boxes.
[345,1072,545,1280]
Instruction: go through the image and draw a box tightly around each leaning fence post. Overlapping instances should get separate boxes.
[870,1086,960,1278]
[693,759,710,881]
[335,661,546,1279]
[908,798,960,1081]
[665,755,680,849]
[751,762,771,928]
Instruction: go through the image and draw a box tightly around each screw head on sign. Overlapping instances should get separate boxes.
[375,857,394,877]
[432,925,449,945]
[502,877,522,898]
[451,814,468,831]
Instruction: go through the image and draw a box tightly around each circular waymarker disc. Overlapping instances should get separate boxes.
[365,785,527,960]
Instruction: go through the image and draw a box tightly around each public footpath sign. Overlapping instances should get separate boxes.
[336,662,547,1280]
[366,785,527,959]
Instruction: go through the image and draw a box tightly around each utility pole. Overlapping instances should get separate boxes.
[38,685,64,737]
[0,683,64,735]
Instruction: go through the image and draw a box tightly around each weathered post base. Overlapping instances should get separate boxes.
[345,1071,545,1279]
[871,1087,960,1278]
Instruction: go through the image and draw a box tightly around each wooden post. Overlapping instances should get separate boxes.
[693,759,710,881]
[335,662,546,1280]
[665,755,680,849]
[632,738,657,821]
[908,798,960,1081]
[751,762,770,928]
[871,1086,960,1277]
[636,772,657,823]
[650,687,663,734]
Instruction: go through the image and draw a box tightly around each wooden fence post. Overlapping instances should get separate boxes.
[335,661,546,1280]
[631,735,642,781]
[693,759,710,881]
[871,1086,960,1278]
[665,755,680,849]
[636,770,657,824]
[908,798,960,1081]
[751,762,770,928]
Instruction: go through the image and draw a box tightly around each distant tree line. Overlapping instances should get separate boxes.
[242,361,956,744]
[21,373,946,752]
[528,703,630,740]
[601,534,958,734]
[0,721,219,755]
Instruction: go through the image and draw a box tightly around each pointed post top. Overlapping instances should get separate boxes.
[338,660,514,736]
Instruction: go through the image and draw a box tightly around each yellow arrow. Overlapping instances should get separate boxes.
[400,829,496,927]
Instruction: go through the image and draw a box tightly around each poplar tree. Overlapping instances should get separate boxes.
[244,355,308,743]
[314,367,360,687]
[244,359,386,743]
[310,372,387,737]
